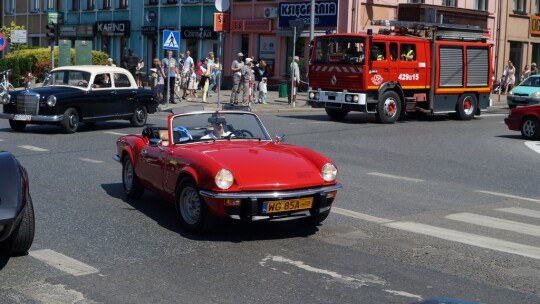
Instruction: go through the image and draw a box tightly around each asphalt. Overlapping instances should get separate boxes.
[156,88,510,114]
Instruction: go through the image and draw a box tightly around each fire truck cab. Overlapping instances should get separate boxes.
[307,21,493,123]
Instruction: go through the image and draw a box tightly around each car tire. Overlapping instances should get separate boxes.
[0,197,35,256]
[301,209,331,226]
[122,157,144,199]
[130,105,147,127]
[377,91,401,124]
[176,178,216,233]
[325,108,349,121]
[8,119,27,132]
[61,107,79,134]
[521,116,540,140]
[455,93,477,121]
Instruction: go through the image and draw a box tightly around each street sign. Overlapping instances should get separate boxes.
[11,30,27,44]
[162,30,180,51]
[214,13,230,32]
[215,0,230,12]
[47,11,64,25]
[0,32,6,51]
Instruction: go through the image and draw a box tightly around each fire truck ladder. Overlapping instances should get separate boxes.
[371,20,487,42]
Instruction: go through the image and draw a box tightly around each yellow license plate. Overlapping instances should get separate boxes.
[262,197,313,214]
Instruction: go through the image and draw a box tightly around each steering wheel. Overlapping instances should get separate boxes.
[233,129,254,138]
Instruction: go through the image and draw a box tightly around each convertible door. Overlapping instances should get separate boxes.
[136,145,167,192]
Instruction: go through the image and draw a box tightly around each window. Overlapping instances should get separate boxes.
[167,0,178,4]
[71,0,80,10]
[408,0,425,3]
[31,0,40,11]
[102,0,111,9]
[389,43,398,61]
[514,0,527,13]
[86,0,95,10]
[441,0,456,7]
[537,0,540,14]
[147,0,158,4]
[46,0,55,10]
[400,44,416,61]
[113,74,131,88]
[475,0,487,10]
[5,0,15,14]
[372,43,387,61]
[119,0,128,8]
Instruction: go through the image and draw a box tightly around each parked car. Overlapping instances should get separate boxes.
[0,65,158,133]
[0,151,35,256]
[507,75,540,109]
[504,104,540,140]
[114,110,342,233]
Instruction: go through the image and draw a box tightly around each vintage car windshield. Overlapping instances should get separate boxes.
[44,70,92,88]
[312,36,365,64]
[170,112,272,144]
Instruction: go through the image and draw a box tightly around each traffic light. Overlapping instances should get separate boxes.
[46,23,56,43]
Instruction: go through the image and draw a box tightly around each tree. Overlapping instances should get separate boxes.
[0,22,26,51]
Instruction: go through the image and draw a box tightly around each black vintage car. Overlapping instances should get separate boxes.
[0,65,158,133]
[0,151,35,256]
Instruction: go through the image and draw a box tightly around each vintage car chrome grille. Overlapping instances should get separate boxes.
[16,92,40,115]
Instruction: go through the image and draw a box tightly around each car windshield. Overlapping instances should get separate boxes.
[312,36,365,65]
[44,70,91,88]
[518,76,540,87]
[170,111,272,144]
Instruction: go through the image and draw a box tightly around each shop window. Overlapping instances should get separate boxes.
[514,0,527,13]
[475,0,487,10]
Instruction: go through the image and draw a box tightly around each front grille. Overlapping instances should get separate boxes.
[17,92,40,115]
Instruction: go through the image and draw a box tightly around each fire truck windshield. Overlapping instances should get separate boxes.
[312,37,365,65]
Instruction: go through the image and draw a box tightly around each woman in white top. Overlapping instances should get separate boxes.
[504,60,516,95]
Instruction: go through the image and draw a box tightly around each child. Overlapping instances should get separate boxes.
[259,77,268,104]
[188,65,197,98]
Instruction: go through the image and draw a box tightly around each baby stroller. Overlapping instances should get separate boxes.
[492,76,506,94]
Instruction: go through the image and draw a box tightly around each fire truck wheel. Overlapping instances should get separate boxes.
[325,108,349,120]
[377,91,402,124]
[455,94,477,121]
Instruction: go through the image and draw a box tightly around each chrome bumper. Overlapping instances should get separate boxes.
[0,112,63,122]
[199,183,342,199]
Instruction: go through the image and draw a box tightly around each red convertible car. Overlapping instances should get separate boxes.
[114,110,342,233]
[504,104,540,140]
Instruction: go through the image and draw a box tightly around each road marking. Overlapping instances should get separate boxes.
[288,121,332,125]
[104,131,128,136]
[475,190,540,203]
[480,113,507,117]
[79,158,104,164]
[0,138,4,141]
[367,172,424,183]
[29,249,99,276]
[496,207,540,219]
[259,255,422,300]
[384,222,540,260]
[14,281,92,304]
[18,145,49,152]
[332,207,393,224]
[445,212,540,237]
[525,141,540,154]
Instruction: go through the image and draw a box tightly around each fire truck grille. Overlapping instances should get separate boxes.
[17,93,40,115]
[310,72,363,91]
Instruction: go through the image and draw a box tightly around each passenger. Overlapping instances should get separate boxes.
[201,112,232,139]
[401,45,415,61]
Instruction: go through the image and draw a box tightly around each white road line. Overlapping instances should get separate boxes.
[79,158,104,164]
[445,212,540,237]
[384,222,540,260]
[332,207,394,224]
[525,141,540,154]
[480,113,507,117]
[104,131,129,136]
[29,249,99,276]
[18,145,49,152]
[0,138,4,141]
[367,172,425,183]
[475,190,540,203]
[287,121,333,125]
[496,207,540,219]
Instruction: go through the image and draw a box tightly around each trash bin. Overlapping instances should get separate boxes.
[279,83,288,98]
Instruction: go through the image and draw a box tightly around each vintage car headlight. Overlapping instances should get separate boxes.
[215,169,234,190]
[321,163,337,182]
[46,95,57,107]
[1,92,10,104]
[532,91,540,98]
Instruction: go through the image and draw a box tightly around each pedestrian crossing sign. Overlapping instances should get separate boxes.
[163,30,180,51]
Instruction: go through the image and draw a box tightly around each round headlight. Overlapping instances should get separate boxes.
[321,163,337,182]
[309,92,315,99]
[215,169,234,190]
[47,95,57,107]
[315,92,320,99]
[533,91,540,98]
[353,95,359,102]
[1,93,10,104]
[345,95,353,102]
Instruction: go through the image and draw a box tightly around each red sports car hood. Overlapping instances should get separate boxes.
[188,141,327,190]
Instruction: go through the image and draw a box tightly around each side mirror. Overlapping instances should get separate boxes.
[274,133,285,143]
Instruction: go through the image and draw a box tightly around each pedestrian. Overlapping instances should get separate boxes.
[289,56,300,104]
[207,52,216,94]
[200,58,212,103]
[504,60,515,95]
[181,50,193,100]
[188,65,197,98]
[253,59,267,104]
[230,52,244,104]
[521,64,531,82]
[152,58,165,103]
[531,62,538,75]
[135,58,144,88]
[161,50,179,104]
[259,77,268,104]
[212,57,222,93]
[105,58,116,66]
[241,58,255,105]
[196,58,204,91]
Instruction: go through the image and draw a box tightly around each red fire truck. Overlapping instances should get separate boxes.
[307,21,493,123]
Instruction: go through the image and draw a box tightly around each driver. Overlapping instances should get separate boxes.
[201,112,232,139]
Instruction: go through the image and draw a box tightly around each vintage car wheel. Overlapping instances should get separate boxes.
[8,119,27,132]
[0,197,35,256]
[455,93,476,121]
[325,108,349,121]
[122,157,144,199]
[301,209,331,226]
[61,107,80,134]
[130,105,148,127]
[176,178,216,233]
[377,91,401,124]
[521,116,540,140]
